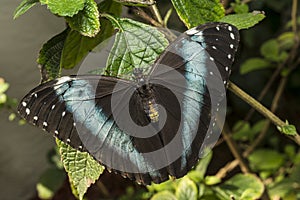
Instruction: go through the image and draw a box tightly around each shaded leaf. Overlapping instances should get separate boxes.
[38,28,69,82]
[231,2,249,14]
[40,0,85,17]
[61,0,122,69]
[220,11,265,30]
[171,0,224,28]
[260,39,280,61]
[105,17,169,79]
[13,0,39,19]
[240,58,271,74]
[36,168,66,199]
[57,139,105,200]
[268,163,300,199]
[232,120,251,140]
[249,149,285,172]
[66,0,100,37]
[214,174,264,200]
[176,177,198,200]
[278,32,295,50]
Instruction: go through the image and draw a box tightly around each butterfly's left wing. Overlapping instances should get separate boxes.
[17,75,172,184]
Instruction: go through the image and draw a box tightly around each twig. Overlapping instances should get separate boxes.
[132,7,162,27]
[150,4,163,25]
[222,125,251,174]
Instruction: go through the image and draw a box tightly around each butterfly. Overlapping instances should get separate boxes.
[18,22,239,185]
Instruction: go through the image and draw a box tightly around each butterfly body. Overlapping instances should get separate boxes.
[18,22,240,185]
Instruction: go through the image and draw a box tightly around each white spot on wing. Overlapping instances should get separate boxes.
[22,102,27,107]
[209,71,213,75]
[34,93,37,98]
[209,57,214,61]
[66,138,70,143]
[228,54,232,59]
[33,116,38,120]
[228,26,232,31]
[51,105,55,110]
[195,31,203,36]
[216,26,220,31]
[225,66,229,71]
[25,108,30,115]
[43,122,48,127]
[53,76,72,90]
[212,46,217,50]
[186,28,198,35]
[230,33,235,40]
[230,44,234,49]
[54,130,58,135]
[62,111,66,117]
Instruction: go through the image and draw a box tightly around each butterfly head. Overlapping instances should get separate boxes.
[133,68,147,86]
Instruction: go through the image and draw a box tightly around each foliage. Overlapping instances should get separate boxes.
[5,0,300,199]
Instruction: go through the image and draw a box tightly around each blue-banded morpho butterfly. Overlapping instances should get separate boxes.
[18,22,239,185]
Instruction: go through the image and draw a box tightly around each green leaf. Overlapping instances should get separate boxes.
[171,0,224,28]
[278,32,295,50]
[176,177,198,200]
[240,58,271,74]
[260,39,280,61]
[232,120,251,140]
[0,81,9,94]
[8,113,16,121]
[61,0,121,69]
[147,180,176,193]
[38,28,69,81]
[66,0,100,37]
[220,12,265,30]
[204,176,221,186]
[248,149,285,172]
[0,94,7,104]
[194,151,212,179]
[104,17,169,78]
[278,124,297,136]
[113,0,155,7]
[213,174,264,200]
[40,0,86,17]
[231,2,249,14]
[151,191,177,200]
[36,168,65,199]
[268,164,300,199]
[13,0,39,19]
[57,139,105,200]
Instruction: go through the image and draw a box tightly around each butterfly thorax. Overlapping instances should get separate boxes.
[132,68,159,123]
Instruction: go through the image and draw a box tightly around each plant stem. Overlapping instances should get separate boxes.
[228,82,285,127]
[132,7,162,27]
[228,81,300,145]
[150,4,164,25]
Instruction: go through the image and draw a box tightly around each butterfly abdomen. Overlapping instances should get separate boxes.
[144,98,159,123]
